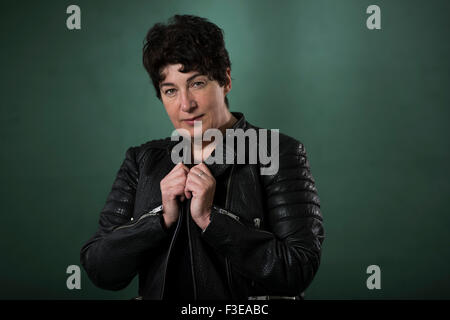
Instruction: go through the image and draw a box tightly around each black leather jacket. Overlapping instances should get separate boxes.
[80,112,324,300]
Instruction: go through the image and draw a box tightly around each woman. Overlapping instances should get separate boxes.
[80,14,324,300]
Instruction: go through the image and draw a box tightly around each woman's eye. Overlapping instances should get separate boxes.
[192,81,205,88]
[165,89,176,96]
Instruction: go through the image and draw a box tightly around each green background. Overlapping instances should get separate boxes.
[1,0,449,299]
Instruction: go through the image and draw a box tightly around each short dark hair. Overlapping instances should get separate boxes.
[143,14,231,108]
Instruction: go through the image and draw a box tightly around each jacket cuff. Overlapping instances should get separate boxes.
[112,204,173,238]
[201,205,247,251]
[159,213,177,234]
[149,204,177,235]
[201,205,239,233]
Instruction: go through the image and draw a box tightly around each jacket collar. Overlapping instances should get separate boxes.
[164,112,247,177]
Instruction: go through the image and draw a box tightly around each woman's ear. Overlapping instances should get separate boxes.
[224,67,232,94]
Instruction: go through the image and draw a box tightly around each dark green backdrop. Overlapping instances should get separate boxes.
[1,0,449,299]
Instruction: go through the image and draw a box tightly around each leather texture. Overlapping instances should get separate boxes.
[80,112,324,300]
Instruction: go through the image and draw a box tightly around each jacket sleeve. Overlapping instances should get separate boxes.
[80,146,173,291]
[201,139,324,296]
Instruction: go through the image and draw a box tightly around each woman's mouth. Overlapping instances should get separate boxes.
[183,114,204,126]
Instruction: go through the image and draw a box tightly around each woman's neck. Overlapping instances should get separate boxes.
[192,113,238,163]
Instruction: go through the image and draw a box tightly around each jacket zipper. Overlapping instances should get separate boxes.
[224,165,235,299]
[160,202,184,299]
[213,206,241,222]
[186,199,198,300]
[112,205,162,232]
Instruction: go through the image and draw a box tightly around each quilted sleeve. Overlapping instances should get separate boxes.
[201,137,324,296]
[80,147,173,291]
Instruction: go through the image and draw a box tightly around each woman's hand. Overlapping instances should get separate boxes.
[160,162,189,228]
[184,163,216,230]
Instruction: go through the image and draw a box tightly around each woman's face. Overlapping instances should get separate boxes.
[159,64,232,138]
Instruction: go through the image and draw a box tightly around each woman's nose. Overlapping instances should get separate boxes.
[180,90,197,112]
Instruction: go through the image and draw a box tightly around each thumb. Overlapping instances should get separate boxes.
[184,187,192,199]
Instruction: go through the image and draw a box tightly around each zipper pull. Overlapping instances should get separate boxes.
[253,218,261,229]
[213,205,241,222]
[146,204,163,215]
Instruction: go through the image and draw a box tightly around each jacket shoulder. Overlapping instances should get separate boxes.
[278,132,306,157]
[130,137,173,165]
[245,121,306,156]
